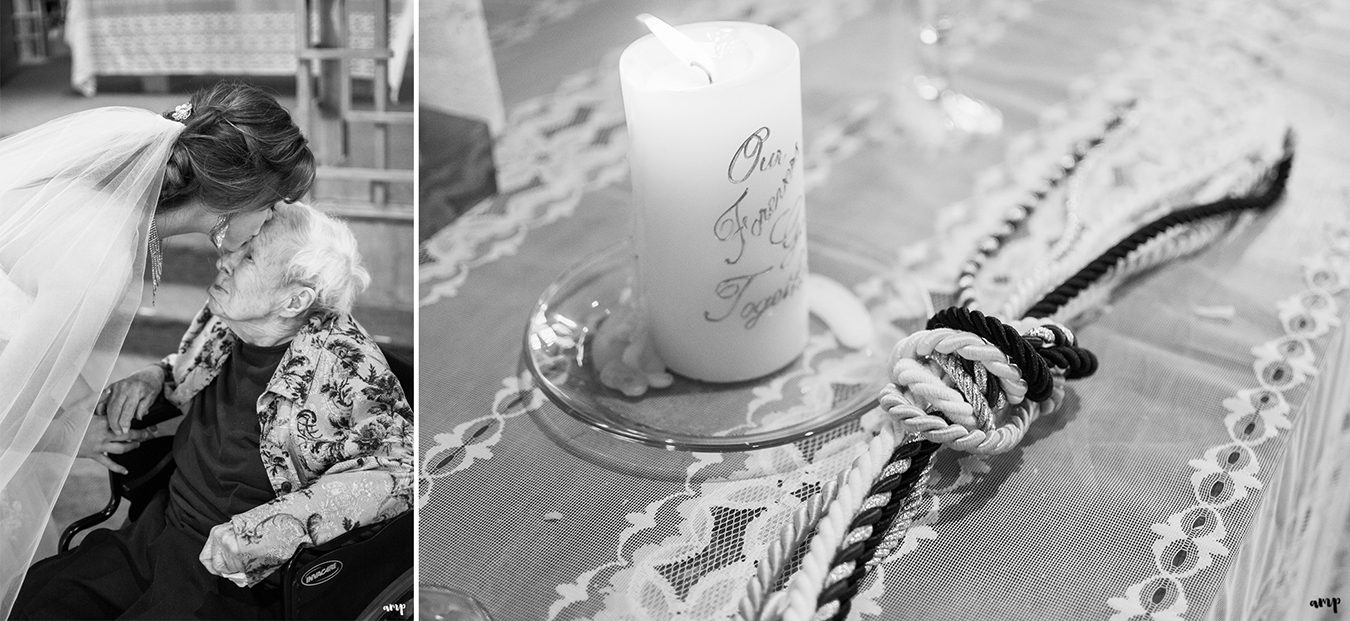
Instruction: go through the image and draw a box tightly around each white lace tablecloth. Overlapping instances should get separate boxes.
[418,0,1350,619]
[64,0,411,96]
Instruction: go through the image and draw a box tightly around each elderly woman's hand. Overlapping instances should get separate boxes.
[96,365,166,435]
[200,523,249,583]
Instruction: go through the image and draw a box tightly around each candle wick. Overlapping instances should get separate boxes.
[690,61,714,85]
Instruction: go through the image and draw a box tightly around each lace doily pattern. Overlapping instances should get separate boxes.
[547,432,869,621]
[418,372,546,507]
[1108,223,1350,620]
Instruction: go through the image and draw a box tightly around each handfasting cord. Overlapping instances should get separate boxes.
[994,127,1292,320]
[1026,136,1295,319]
[955,100,1136,311]
[778,318,1071,621]
[760,129,1296,621]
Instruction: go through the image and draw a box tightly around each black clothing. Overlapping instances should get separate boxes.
[11,491,282,620]
[168,339,285,537]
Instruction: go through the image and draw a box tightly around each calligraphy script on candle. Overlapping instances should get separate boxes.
[707,126,806,329]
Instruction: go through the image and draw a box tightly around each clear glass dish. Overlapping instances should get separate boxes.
[419,585,491,621]
[523,231,930,452]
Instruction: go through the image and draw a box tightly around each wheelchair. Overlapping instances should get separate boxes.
[58,345,414,621]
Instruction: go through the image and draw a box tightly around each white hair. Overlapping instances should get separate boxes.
[255,201,370,316]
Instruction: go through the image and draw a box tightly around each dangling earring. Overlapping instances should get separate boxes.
[148,217,163,302]
[210,215,231,249]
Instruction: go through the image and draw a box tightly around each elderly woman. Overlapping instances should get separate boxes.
[11,203,411,620]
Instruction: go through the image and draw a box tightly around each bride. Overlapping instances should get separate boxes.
[0,81,315,615]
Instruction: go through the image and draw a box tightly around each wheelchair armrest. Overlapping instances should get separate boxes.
[282,511,413,620]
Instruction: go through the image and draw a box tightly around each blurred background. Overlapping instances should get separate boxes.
[0,0,414,542]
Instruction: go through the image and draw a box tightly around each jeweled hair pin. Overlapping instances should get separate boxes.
[170,102,193,123]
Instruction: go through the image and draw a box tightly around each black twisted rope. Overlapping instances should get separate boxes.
[1037,344,1099,379]
[1042,324,1074,346]
[814,439,941,621]
[925,308,1056,402]
[1021,324,1099,379]
[1026,134,1295,319]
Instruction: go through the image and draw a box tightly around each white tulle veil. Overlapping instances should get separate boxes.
[0,107,184,615]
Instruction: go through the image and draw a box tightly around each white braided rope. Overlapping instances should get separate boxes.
[877,326,1062,454]
[780,421,903,621]
[740,475,845,621]
[882,371,1042,454]
[890,329,1030,405]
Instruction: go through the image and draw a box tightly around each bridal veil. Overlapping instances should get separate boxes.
[0,107,183,615]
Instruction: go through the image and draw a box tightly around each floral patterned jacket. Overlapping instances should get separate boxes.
[158,306,412,586]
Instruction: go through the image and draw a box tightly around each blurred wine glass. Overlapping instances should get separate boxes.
[420,585,492,621]
[890,0,1003,146]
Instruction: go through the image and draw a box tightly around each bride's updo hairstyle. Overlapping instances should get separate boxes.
[158,82,316,214]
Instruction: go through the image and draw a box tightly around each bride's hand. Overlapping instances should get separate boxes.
[77,416,156,474]
[97,365,166,435]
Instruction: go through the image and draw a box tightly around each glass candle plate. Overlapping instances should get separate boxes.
[419,585,492,621]
[523,231,930,452]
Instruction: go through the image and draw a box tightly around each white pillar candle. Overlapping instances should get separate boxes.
[619,20,808,383]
